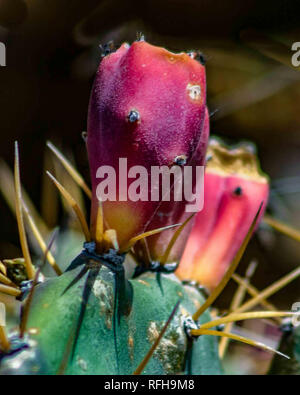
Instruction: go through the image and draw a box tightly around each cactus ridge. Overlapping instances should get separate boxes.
[62,243,134,372]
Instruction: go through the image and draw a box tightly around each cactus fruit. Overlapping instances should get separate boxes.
[177,138,269,290]
[87,40,208,264]
[0,250,223,375]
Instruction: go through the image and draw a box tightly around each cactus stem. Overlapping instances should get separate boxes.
[14,142,35,280]
[62,266,88,296]
[264,215,300,243]
[190,329,289,359]
[19,268,41,338]
[233,265,300,315]
[47,141,92,199]
[0,326,10,353]
[61,244,130,371]
[120,223,182,254]
[193,203,263,321]
[232,273,278,312]
[133,300,181,375]
[22,201,62,276]
[219,261,258,358]
[0,284,21,297]
[57,320,77,375]
[46,171,91,242]
[160,214,195,265]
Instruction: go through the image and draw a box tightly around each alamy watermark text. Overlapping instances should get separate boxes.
[95,159,205,213]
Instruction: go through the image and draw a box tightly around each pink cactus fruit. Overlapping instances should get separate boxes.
[87,40,208,260]
[176,138,269,290]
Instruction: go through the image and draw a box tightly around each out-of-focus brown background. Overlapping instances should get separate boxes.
[0,0,300,346]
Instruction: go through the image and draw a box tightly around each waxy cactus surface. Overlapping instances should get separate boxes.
[20,268,221,375]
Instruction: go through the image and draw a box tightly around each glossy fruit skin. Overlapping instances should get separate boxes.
[176,142,269,290]
[87,41,208,262]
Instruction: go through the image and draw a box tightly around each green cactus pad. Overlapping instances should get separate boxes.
[23,263,222,375]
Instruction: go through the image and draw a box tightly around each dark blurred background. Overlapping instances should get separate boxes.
[0,0,300,313]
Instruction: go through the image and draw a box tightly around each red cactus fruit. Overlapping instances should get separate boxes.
[142,107,210,264]
[176,139,269,290]
[87,40,208,261]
